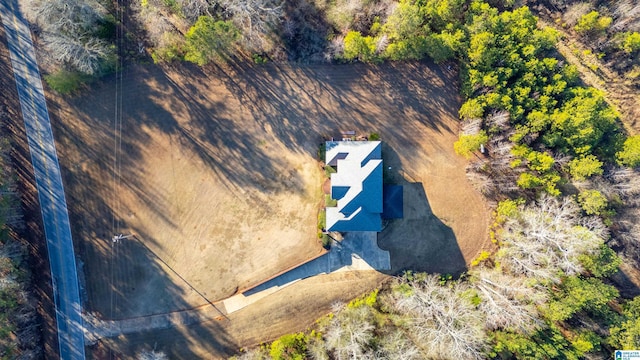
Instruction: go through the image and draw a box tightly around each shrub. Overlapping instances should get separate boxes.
[574,11,612,34]
[568,155,603,180]
[621,32,640,54]
[577,189,608,215]
[269,333,308,360]
[318,210,326,230]
[44,70,91,94]
[325,194,337,207]
[184,17,240,65]
[617,135,640,168]
[454,131,488,159]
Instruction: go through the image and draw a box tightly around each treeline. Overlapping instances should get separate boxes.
[231,1,640,359]
[136,0,640,67]
[137,0,468,64]
[0,110,41,358]
[25,0,640,94]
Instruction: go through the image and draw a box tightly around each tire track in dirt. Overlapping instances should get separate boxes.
[539,19,640,134]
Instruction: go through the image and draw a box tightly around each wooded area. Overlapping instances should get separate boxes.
[0,109,41,359]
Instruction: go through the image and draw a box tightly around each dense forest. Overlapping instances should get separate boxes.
[0,110,41,358]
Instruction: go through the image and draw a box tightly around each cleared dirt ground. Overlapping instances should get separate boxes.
[46,59,489,357]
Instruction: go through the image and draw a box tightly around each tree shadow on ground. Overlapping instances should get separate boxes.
[47,65,240,357]
[95,318,236,359]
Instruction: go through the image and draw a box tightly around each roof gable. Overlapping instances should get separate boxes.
[325,141,383,232]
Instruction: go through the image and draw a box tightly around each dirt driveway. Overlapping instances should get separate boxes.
[47,59,488,357]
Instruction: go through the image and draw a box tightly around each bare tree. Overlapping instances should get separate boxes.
[485,110,510,131]
[612,0,640,32]
[386,275,486,360]
[607,168,640,205]
[26,0,104,35]
[178,0,214,21]
[375,329,421,360]
[307,335,330,360]
[470,268,546,334]
[497,195,606,282]
[324,34,345,61]
[324,305,375,360]
[43,34,111,75]
[465,134,522,199]
[25,0,114,74]
[462,118,482,135]
[219,0,284,52]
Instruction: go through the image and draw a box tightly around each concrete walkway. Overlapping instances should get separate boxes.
[84,232,390,342]
[224,231,390,312]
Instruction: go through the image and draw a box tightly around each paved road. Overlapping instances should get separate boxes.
[0,1,85,359]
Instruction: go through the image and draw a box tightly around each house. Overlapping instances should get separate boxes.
[325,141,383,232]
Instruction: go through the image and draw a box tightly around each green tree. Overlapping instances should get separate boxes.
[454,131,488,159]
[184,17,240,65]
[459,98,485,119]
[546,88,618,156]
[577,189,608,216]
[621,32,640,54]
[420,0,465,32]
[609,297,640,350]
[425,29,465,63]
[579,245,621,278]
[617,135,640,168]
[545,276,618,322]
[574,11,612,34]
[382,0,424,41]
[568,155,603,180]
[490,325,582,359]
[383,36,430,60]
[525,150,555,172]
[516,172,561,196]
[343,31,376,62]
[270,333,308,360]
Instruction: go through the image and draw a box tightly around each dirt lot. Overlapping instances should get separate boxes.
[46,59,489,357]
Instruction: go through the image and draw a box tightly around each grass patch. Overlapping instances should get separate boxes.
[324,165,336,178]
[325,194,337,207]
[317,210,326,231]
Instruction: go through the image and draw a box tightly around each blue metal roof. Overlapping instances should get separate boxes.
[325,141,383,232]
